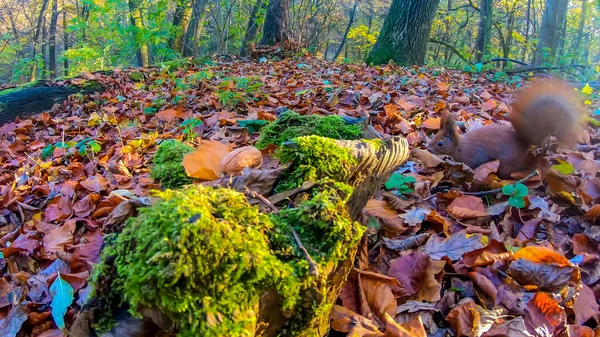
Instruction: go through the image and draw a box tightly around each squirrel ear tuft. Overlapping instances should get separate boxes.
[442,112,457,136]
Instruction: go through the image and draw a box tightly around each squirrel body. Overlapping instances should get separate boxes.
[427,78,585,179]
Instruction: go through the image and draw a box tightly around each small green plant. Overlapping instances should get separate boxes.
[385,173,416,195]
[41,138,101,160]
[502,183,528,208]
[180,118,204,139]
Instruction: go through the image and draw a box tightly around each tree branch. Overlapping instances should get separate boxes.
[429,39,471,64]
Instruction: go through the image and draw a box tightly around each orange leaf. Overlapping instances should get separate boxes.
[182,140,232,180]
[383,103,400,115]
[446,196,487,219]
[454,95,470,104]
[512,246,571,267]
[42,220,76,259]
[363,199,408,237]
[583,204,600,220]
[157,108,184,120]
[524,292,566,335]
[420,118,440,130]
[436,82,448,92]
[359,275,396,325]
[397,99,416,111]
[473,160,499,181]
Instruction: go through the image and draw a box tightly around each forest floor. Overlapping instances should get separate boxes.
[0,57,600,337]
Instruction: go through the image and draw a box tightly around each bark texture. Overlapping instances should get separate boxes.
[475,0,493,63]
[366,0,441,66]
[260,0,290,46]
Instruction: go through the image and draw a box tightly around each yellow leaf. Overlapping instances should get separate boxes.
[182,141,232,180]
[582,83,593,95]
[88,112,103,126]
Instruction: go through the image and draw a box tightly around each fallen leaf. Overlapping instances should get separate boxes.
[423,231,485,260]
[80,174,109,193]
[420,118,440,129]
[383,313,427,337]
[44,196,73,222]
[360,274,396,324]
[513,246,571,267]
[473,160,499,181]
[42,220,76,259]
[411,148,444,168]
[524,292,565,336]
[483,317,533,337]
[72,193,101,217]
[446,196,487,219]
[0,299,28,337]
[2,232,40,256]
[182,140,231,180]
[330,305,383,336]
[583,204,600,220]
[400,207,430,227]
[50,273,75,330]
[388,252,429,297]
[572,284,599,325]
[363,199,408,237]
[445,298,477,337]
[462,240,510,267]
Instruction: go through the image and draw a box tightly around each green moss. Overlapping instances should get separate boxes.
[255,111,362,149]
[129,71,144,82]
[275,136,358,191]
[364,138,384,150]
[94,182,363,337]
[97,186,301,337]
[150,139,194,189]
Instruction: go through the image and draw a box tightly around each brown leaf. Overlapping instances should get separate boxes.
[44,196,73,222]
[446,298,477,337]
[483,317,532,337]
[0,299,28,337]
[482,99,497,111]
[182,140,231,180]
[71,230,104,273]
[387,252,429,297]
[383,314,427,337]
[572,233,599,255]
[447,196,487,219]
[462,240,510,268]
[330,305,383,336]
[507,257,574,292]
[360,274,397,324]
[417,259,445,302]
[572,284,599,325]
[80,174,109,193]
[410,148,444,168]
[204,167,282,196]
[420,118,440,130]
[42,220,76,259]
[473,160,499,181]
[3,232,40,256]
[583,204,600,220]
[157,108,187,120]
[363,199,408,237]
[423,231,485,261]
[72,193,101,217]
[0,278,12,308]
[524,292,566,336]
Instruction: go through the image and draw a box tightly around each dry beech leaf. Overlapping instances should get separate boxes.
[182,140,231,180]
[330,305,382,335]
[420,118,440,130]
[383,313,427,337]
[583,204,600,220]
[80,174,109,193]
[411,148,444,168]
[446,196,487,219]
[359,275,396,324]
[462,240,510,268]
[507,258,574,292]
[42,220,76,259]
[524,292,566,336]
[512,246,571,267]
[387,252,429,297]
[572,284,600,325]
[423,231,485,261]
[363,199,408,237]
[445,298,477,337]
[473,160,499,181]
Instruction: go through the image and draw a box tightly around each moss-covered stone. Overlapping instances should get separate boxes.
[93,181,364,337]
[150,140,194,189]
[255,111,362,149]
[274,136,358,191]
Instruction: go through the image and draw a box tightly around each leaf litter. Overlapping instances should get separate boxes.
[0,57,598,336]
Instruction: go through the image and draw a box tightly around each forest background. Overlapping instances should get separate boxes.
[0,0,599,84]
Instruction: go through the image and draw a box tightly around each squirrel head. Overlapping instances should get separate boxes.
[427,111,460,157]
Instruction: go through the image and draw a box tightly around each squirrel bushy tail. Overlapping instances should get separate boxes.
[510,78,585,148]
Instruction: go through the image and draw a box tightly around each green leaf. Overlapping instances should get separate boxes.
[475,63,483,72]
[41,145,55,160]
[385,173,416,190]
[143,107,157,115]
[50,273,74,330]
[502,184,515,196]
[237,119,269,133]
[551,162,575,175]
[89,141,101,153]
[514,183,528,197]
[508,196,525,208]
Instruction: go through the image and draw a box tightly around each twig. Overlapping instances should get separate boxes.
[482,58,529,66]
[246,189,320,277]
[463,170,539,196]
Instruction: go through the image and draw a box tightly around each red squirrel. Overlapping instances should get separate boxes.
[427,78,586,179]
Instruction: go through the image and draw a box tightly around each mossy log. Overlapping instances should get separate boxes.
[70,136,410,337]
[0,80,103,125]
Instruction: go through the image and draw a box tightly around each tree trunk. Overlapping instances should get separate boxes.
[533,0,561,65]
[192,2,207,56]
[241,0,266,56]
[63,2,69,76]
[260,0,290,46]
[0,80,103,125]
[570,0,587,57]
[32,0,51,81]
[475,0,493,63]
[333,0,359,61]
[521,0,532,60]
[128,0,149,67]
[49,0,59,78]
[554,0,568,60]
[172,0,193,53]
[366,0,441,66]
